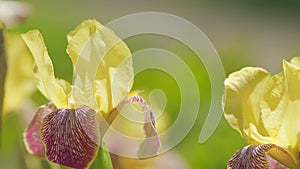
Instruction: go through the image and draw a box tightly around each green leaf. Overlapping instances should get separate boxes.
[0,24,7,148]
[90,141,113,169]
[48,162,72,169]
[59,166,72,169]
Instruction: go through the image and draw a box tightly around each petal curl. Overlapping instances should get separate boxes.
[128,95,161,158]
[22,30,67,108]
[41,107,100,169]
[223,67,271,143]
[23,102,56,158]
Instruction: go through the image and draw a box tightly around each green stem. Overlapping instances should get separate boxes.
[0,24,7,149]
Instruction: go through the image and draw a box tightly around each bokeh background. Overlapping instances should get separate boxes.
[1,0,300,168]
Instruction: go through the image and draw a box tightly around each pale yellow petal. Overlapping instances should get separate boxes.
[259,72,295,149]
[259,60,300,164]
[67,19,103,65]
[290,56,300,68]
[67,19,106,108]
[282,61,300,149]
[56,79,72,95]
[95,25,133,113]
[32,64,49,100]
[67,19,133,113]
[22,30,67,108]
[283,60,300,100]
[95,80,109,114]
[243,123,273,145]
[223,67,271,143]
[260,73,286,140]
[109,58,133,107]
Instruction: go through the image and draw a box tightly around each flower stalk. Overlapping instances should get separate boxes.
[0,24,7,148]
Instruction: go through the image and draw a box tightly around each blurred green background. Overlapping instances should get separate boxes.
[1,0,300,168]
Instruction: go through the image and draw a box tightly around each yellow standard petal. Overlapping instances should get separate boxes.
[260,72,285,140]
[67,19,133,114]
[94,23,133,114]
[22,30,67,108]
[259,60,300,165]
[282,60,300,149]
[223,67,271,143]
[67,19,106,109]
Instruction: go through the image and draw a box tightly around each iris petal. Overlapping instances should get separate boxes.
[290,56,300,68]
[22,30,67,108]
[260,71,299,165]
[94,28,133,113]
[41,107,100,169]
[56,79,72,96]
[283,60,300,100]
[127,95,161,158]
[67,19,104,108]
[259,60,300,165]
[66,19,133,112]
[228,144,294,169]
[23,102,56,158]
[223,67,271,142]
[67,19,103,64]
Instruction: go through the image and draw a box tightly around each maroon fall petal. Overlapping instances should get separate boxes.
[128,95,161,158]
[41,107,100,169]
[228,144,289,169]
[23,102,56,158]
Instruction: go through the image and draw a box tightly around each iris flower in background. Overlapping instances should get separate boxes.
[0,1,31,28]
[3,32,35,115]
[23,19,160,169]
[223,57,300,169]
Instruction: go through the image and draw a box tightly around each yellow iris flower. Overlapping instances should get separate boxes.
[23,19,160,169]
[23,19,133,112]
[223,57,300,168]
